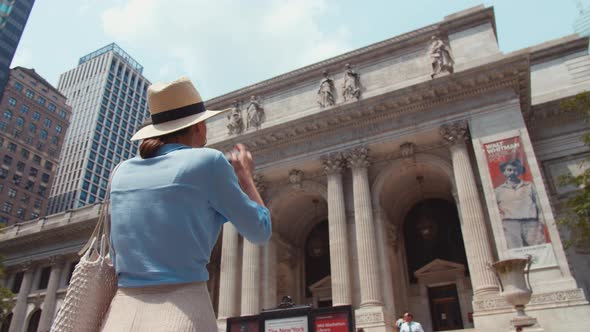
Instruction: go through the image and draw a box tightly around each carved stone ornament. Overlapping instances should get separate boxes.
[400,142,415,158]
[429,35,455,78]
[288,169,304,188]
[321,153,345,175]
[48,255,64,266]
[342,63,361,101]
[19,260,32,272]
[246,95,265,130]
[440,121,468,145]
[226,100,244,135]
[253,174,266,195]
[346,147,370,169]
[317,70,335,108]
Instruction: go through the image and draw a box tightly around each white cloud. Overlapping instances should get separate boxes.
[100,0,350,97]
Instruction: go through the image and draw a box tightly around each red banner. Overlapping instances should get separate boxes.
[314,312,349,332]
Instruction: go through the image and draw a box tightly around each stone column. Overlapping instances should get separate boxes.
[9,262,34,332]
[262,237,277,309]
[321,153,352,305]
[347,147,383,307]
[37,257,64,332]
[217,224,241,320]
[241,241,261,315]
[440,121,498,297]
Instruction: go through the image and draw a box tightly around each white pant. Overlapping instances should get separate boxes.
[503,219,545,249]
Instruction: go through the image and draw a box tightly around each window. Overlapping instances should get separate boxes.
[20,105,29,114]
[21,194,29,203]
[8,97,16,106]
[37,97,46,106]
[37,266,51,290]
[82,181,89,190]
[3,155,12,165]
[14,82,23,91]
[24,180,33,191]
[32,155,41,165]
[16,161,25,172]
[15,208,24,219]
[55,124,62,134]
[7,142,16,152]
[38,186,46,197]
[31,212,39,219]
[48,103,56,112]
[80,191,87,201]
[16,116,24,126]
[0,169,6,179]
[28,123,36,134]
[59,109,66,118]
[44,118,51,128]
[25,89,34,98]
[29,167,38,177]
[20,148,29,159]
[32,111,40,121]
[7,188,16,198]
[44,161,53,171]
[40,129,48,140]
[0,121,6,131]
[12,175,21,185]
[1,202,12,213]
[33,199,41,209]
[3,110,12,120]
[51,136,58,145]
[41,173,49,183]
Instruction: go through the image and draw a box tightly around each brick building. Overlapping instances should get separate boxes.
[0,67,70,225]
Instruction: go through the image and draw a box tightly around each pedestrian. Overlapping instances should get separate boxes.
[100,76,272,331]
[399,312,424,332]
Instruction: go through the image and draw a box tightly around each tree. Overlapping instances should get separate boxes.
[0,260,13,321]
[558,92,590,247]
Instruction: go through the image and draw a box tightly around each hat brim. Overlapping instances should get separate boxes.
[131,108,232,141]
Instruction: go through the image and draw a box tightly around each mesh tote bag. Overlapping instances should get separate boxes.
[51,166,119,332]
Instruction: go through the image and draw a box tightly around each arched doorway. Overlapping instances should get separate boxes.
[403,198,470,331]
[26,309,41,332]
[0,313,12,332]
[304,219,331,307]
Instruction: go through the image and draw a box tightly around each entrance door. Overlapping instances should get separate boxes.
[428,285,463,331]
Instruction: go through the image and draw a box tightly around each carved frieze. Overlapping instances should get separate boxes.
[400,142,415,158]
[288,169,304,189]
[472,289,587,311]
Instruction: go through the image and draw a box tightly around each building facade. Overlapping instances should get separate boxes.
[1,5,590,332]
[0,67,70,226]
[0,0,35,99]
[47,43,150,214]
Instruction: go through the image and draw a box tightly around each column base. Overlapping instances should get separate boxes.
[216,318,227,332]
[355,306,393,332]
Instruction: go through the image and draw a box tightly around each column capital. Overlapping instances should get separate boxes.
[18,261,33,272]
[440,120,469,145]
[346,146,370,169]
[321,153,345,175]
[48,255,65,266]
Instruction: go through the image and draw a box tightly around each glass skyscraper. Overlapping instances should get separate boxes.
[0,0,35,99]
[47,43,150,214]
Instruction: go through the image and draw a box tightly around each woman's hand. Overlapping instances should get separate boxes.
[229,144,265,206]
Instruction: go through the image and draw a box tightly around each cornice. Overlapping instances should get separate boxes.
[204,6,495,109]
[209,54,530,164]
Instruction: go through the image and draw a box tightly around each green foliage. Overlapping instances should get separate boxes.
[558,92,590,248]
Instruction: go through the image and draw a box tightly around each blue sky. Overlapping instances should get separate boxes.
[11,0,585,99]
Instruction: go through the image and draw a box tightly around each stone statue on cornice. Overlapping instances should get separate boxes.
[226,100,244,135]
[342,63,361,101]
[246,95,264,130]
[429,35,454,78]
[317,70,335,108]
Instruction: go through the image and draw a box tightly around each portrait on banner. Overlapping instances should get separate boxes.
[484,136,550,250]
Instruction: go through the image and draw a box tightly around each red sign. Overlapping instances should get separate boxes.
[314,312,349,332]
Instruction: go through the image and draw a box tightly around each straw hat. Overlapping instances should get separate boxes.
[131,76,230,141]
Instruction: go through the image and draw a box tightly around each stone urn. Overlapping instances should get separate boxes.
[492,256,537,328]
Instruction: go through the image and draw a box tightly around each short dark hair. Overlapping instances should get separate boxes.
[403,312,413,318]
[499,158,526,175]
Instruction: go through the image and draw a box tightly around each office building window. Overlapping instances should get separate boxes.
[20,148,29,159]
[16,116,24,126]
[44,118,51,128]
[37,97,46,106]
[14,82,23,91]
[8,97,16,106]
[16,161,25,172]
[20,105,29,114]
[7,188,16,198]
[25,89,34,98]
[1,202,12,213]
[7,142,16,152]
[3,110,11,120]
[32,111,40,121]
[3,155,12,165]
